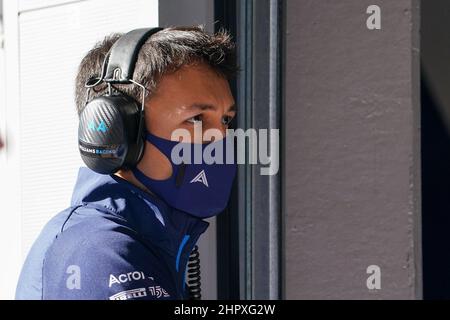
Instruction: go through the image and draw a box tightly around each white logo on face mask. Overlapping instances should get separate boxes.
[190,170,209,187]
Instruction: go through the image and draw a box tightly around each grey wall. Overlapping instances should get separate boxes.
[159,0,214,32]
[284,0,421,299]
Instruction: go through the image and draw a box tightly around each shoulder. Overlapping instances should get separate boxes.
[42,214,174,300]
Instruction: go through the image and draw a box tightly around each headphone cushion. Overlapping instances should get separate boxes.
[78,95,142,174]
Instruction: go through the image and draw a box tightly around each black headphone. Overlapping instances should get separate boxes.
[78,28,163,174]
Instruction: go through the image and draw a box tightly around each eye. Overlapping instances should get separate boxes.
[186,114,203,124]
[221,115,235,126]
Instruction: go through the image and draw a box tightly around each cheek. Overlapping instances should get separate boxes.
[138,142,173,180]
[146,109,181,139]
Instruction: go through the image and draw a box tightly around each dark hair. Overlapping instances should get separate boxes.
[75,26,237,114]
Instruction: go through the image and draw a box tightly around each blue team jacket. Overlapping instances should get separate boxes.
[15,167,209,300]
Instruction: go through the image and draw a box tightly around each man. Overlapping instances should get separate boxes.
[15,26,237,300]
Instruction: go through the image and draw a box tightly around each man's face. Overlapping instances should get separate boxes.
[137,62,236,180]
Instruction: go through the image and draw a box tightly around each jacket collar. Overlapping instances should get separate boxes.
[70,167,210,256]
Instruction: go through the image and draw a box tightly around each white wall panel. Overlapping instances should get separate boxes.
[0,0,158,299]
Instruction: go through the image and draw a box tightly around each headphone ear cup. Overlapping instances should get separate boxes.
[121,104,146,169]
[78,94,142,174]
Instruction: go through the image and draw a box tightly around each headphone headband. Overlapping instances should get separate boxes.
[104,27,163,83]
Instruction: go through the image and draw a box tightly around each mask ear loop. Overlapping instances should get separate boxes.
[129,79,148,146]
[131,80,182,181]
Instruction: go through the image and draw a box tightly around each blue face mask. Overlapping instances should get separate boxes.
[132,132,237,218]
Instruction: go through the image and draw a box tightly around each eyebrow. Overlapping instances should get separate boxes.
[187,103,236,112]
